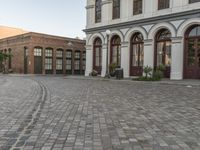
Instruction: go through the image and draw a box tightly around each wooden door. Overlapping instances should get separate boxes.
[184,38,200,79]
[34,56,42,74]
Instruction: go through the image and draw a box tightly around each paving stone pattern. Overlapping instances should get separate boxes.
[0,76,200,150]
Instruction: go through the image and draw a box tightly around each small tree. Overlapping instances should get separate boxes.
[0,53,12,73]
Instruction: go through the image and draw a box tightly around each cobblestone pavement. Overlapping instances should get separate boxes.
[0,76,200,150]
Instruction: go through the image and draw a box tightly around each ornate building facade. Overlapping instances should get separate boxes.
[85,0,200,79]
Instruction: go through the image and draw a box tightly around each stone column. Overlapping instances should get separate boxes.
[121,42,129,78]
[170,37,184,80]
[143,39,154,68]
[85,45,93,76]
[101,44,107,77]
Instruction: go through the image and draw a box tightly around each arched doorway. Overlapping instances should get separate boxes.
[34,47,43,74]
[184,25,200,79]
[155,29,172,78]
[110,35,121,67]
[93,37,102,74]
[130,32,144,76]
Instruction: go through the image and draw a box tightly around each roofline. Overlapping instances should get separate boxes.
[0,31,86,43]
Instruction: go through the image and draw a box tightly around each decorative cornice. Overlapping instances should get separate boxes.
[101,0,112,6]
[84,9,200,33]
[144,39,153,46]
[171,37,183,43]
[85,5,94,9]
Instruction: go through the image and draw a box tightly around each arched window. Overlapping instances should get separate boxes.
[130,32,144,76]
[45,48,53,74]
[155,29,171,78]
[113,0,120,19]
[74,50,81,74]
[184,25,200,79]
[133,0,143,15]
[66,49,72,74]
[95,0,102,23]
[158,0,170,10]
[56,49,63,74]
[93,38,102,74]
[111,35,121,66]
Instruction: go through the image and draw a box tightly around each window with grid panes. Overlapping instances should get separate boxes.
[158,0,169,10]
[45,49,53,70]
[133,0,142,15]
[113,0,120,19]
[34,48,42,56]
[95,0,102,23]
[56,50,63,70]
[74,51,80,70]
[66,50,72,70]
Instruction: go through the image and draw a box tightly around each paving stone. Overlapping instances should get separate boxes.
[0,76,200,150]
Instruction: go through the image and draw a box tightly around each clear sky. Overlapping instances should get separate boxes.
[0,0,86,39]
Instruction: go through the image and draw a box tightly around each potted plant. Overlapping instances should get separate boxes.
[109,63,117,77]
[90,70,98,76]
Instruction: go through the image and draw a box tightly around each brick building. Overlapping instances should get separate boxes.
[0,32,86,75]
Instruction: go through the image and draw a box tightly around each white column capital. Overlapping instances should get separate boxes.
[144,39,153,46]
[171,37,183,43]
[102,0,112,5]
[121,42,129,47]
[85,45,92,50]
[85,5,94,9]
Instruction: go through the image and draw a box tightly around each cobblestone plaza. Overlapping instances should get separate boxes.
[0,76,200,150]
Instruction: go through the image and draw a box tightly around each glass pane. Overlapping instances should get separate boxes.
[188,39,195,66]
[56,59,63,70]
[157,29,171,40]
[96,56,99,66]
[75,52,80,59]
[165,41,171,66]
[118,46,121,66]
[132,45,138,66]
[157,42,164,65]
[66,51,72,58]
[96,48,99,57]
[75,60,80,70]
[34,48,42,56]
[66,60,72,70]
[139,44,144,66]
[56,50,63,58]
[112,46,118,62]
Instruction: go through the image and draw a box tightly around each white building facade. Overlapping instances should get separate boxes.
[84,0,200,79]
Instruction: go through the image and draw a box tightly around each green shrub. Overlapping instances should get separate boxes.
[152,70,163,81]
[156,64,166,72]
[134,65,165,81]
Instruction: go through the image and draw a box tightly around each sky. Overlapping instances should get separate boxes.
[0,0,86,39]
